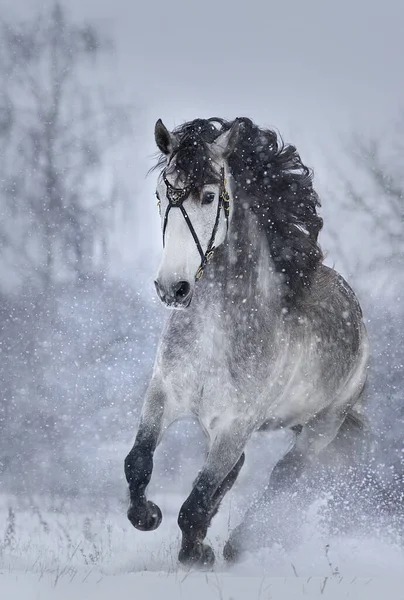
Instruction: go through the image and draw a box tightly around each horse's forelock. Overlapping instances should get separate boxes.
[152,118,231,188]
[170,120,228,188]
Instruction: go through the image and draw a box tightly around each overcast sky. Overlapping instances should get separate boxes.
[3,0,404,282]
[5,0,404,142]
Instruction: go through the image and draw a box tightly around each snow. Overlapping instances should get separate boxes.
[1,490,404,600]
[3,571,404,600]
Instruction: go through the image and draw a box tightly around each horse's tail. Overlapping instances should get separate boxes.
[320,407,371,467]
[339,407,369,446]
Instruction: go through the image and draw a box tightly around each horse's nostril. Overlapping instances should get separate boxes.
[174,281,191,300]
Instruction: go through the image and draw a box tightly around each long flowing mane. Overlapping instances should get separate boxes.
[154,117,324,302]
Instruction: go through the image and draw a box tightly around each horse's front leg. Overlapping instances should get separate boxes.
[124,378,168,531]
[177,423,250,567]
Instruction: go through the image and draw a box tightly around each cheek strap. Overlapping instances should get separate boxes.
[161,167,230,281]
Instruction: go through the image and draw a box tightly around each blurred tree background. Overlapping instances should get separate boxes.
[0,3,162,496]
[323,123,404,481]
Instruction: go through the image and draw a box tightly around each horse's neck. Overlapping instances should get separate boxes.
[212,206,283,309]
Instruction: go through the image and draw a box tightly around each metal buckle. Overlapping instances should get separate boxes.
[195,266,204,280]
[195,249,215,281]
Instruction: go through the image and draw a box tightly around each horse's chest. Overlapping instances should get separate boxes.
[199,319,269,416]
[162,308,282,427]
[195,319,232,389]
[164,317,234,417]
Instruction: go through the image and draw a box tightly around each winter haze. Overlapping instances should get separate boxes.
[0,0,403,598]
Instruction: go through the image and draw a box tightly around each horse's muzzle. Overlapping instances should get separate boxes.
[154,279,193,309]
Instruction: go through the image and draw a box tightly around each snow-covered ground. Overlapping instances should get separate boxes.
[1,487,404,600]
[2,570,404,600]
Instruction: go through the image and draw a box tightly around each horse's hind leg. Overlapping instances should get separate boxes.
[177,424,250,567]
[224,407,348,561]
[124,378,169,532]
[223,438,305,561]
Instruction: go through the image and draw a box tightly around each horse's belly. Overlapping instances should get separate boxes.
[264,379,325,427]
[262,339,368,428]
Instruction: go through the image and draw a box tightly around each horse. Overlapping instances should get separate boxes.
[124,117,369,567]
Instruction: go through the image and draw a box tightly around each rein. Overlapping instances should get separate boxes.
[158,167,230,281]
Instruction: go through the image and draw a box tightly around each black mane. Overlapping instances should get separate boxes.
[154,117,323,302]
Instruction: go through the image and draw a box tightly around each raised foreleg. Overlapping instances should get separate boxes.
[124,378,170,531]
[177,422,251,566]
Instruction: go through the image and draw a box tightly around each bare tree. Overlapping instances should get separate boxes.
[328,118,404,479]
[330,118,404,292]
[0,4,146,496]
[0,2,130,289]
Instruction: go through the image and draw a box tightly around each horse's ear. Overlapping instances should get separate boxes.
[214,119,241,158]
[155,119,175,155]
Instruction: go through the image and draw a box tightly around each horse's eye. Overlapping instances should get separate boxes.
[202,191,215,205]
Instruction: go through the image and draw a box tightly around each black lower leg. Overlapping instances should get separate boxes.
[209,452,245,524]
[124,429,162,531]
[178,453,245,566]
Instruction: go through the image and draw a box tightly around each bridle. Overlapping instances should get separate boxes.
[157,167,230,281]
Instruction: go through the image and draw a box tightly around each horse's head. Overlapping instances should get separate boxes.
[153,119,240,308]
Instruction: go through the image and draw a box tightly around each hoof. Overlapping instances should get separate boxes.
[127,500,162,531]
[178,542,215,568]
[223,537,242,563]
[223,525,245,564]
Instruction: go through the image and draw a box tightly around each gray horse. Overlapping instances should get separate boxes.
[124,117,368,566]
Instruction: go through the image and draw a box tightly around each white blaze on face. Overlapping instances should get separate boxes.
[155,170,231,293]
[153,121,240,304]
